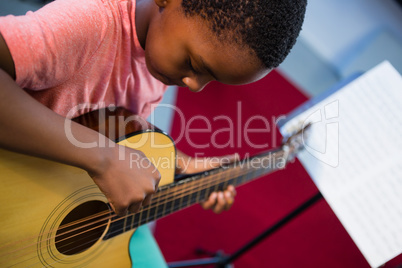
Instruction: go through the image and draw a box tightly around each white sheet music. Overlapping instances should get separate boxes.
[280,61,402,268]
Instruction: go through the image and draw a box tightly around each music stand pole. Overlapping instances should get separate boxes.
[168,191,323,268]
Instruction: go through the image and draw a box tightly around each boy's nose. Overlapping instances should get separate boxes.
[182,76,211,92]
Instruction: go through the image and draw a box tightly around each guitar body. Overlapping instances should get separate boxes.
[0,125,175,267]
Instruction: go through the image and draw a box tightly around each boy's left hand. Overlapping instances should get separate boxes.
[176,151,239,214]
[200,185,237,214]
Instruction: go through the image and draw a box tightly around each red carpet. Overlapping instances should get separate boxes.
[154,71,401,267]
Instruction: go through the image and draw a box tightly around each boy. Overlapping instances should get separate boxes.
[0,0,306,263]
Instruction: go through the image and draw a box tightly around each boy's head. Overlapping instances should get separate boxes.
[181,0,307,70]
[142,0,307,92]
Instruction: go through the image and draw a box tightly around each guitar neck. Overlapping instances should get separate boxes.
[103,147,288,240]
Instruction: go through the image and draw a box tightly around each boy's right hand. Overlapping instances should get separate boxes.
[88,145,161,217]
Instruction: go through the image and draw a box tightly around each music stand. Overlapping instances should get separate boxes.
[167,191,323,268]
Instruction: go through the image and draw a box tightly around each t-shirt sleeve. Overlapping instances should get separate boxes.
[0,0,110,90]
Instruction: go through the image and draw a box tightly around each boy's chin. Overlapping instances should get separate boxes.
[155,73,185,87]
[146,64,182,86]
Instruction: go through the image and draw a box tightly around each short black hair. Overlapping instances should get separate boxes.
[181,0,307,69]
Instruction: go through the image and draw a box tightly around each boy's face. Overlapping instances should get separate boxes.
[144,0,270,92]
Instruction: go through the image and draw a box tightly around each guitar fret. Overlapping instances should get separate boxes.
[188,191,198,206]
[222,173,233,190]
[212,177,220,192]
[247,169,256,183]
[181,193,190,208]
[155,194,186,220]
[201,169,216,205]
[190,178,205,205]
[145,204,152,224]
[194,178,202,204]
[151,203,165,223]
[132,212,140,229]
[178,186,184,213]
[160,195,168,219]
[172,199,183,213]
[234,174,243,185]
[148,205,157,222]
[228,177,236,186]
[122,214,128,232]
[165,199,174,215]
[188,194,199,207]
[124,214,134,232]
[140,208,145,225]
[151,187,165,224]
[171,195,181,214]
[199,188,207,202]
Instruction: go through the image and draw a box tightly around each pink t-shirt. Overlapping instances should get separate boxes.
[0,0,167,118]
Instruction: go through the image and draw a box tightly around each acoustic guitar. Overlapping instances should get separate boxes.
[0,107,306,267]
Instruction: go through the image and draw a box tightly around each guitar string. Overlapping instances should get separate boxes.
[6,193,204,268]
[151,151,279,203]
[2,152,283,265]
[1,164,261,264]
[44,170,258,268]
[66,156,259,231]
[0,169,221,257]
[0,160,234,253]
[141,149,280,202]
[0,151,281,263]
[25,173,251,268]
[16,163,254,253]
[12,162,275,268]
[40,179,231,268]
[1,151,282,262]
[5,167,255,268]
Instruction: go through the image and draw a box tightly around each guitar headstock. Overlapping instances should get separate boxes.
[281,122,311,162]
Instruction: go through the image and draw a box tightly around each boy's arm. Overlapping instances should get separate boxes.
[0,33,14,79]
[0,36,160,217]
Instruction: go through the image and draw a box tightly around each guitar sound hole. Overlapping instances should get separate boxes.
[55,201,110,255]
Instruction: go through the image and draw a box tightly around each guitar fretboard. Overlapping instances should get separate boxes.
[103,148,287,240]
